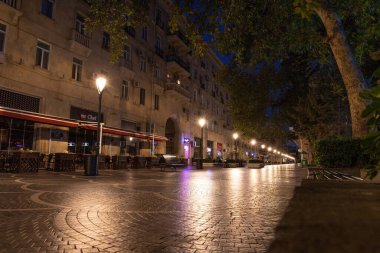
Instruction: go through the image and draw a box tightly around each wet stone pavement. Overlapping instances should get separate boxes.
[0,164,307,253]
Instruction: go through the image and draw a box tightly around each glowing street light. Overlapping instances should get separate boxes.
[92,75,107,176]
[232,132,239,161]
[261,144,266,149]
[197,118,206,169]
[250,139,257,146]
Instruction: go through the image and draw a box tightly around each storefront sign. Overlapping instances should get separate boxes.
[184,137,190,144]
[70,106,103,122]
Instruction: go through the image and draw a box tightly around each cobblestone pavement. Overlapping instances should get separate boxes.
[0,164,306,253]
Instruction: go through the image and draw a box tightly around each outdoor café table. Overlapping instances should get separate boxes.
[8,151,40,173]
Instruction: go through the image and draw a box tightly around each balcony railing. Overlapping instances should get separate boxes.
[1,0,18,8]
[73,30,90,48]
[168,30,190,46]
[166,54,190,72]
[155,47,165,59]
[155,18,166,31]
[166,83,191,100]
[125,26,135,38]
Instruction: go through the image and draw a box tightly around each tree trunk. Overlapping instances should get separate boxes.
[314,4,368,137]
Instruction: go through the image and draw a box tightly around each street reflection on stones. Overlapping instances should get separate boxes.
[0,164,306,253]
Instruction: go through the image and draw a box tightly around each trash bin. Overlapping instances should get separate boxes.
[84,155,97,176]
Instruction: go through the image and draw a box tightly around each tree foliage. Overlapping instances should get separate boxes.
[361,51,380,178]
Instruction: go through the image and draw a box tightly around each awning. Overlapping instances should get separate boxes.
[0,106,79,128]
[79,124,167,141]
[0,106,168,142]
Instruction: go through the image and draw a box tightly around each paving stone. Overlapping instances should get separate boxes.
[0,165,305,252]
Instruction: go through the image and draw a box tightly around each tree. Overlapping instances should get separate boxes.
[87,0,380,137]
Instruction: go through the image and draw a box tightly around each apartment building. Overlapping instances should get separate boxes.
[0,0,238,159]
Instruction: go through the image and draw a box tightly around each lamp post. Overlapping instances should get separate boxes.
[95,76,107,175]
[198,118,206,169]
[250,139,256,158]
[233,133,239,161]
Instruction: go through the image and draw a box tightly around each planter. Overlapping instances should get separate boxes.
[246,163,265,169]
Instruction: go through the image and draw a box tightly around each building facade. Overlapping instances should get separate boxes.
[0,0,240,160]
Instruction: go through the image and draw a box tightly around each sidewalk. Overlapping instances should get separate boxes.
[267,179,380,253]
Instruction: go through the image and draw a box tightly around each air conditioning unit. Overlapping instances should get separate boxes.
[132,80,140,87]
[0,52,5,64]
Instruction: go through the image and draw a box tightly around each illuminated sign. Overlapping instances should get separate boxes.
[184,138,190,144]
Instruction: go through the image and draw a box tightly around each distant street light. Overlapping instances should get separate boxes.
[197,118,206,169]
[233,133,239,161]
[250,139,257,158]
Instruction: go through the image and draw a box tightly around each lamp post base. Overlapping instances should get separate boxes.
[197,159,203,169]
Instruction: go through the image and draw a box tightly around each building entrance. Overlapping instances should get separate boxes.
[165,118,177,155]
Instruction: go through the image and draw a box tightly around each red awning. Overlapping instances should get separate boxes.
[0,107,168,142]
[0,107,79,128]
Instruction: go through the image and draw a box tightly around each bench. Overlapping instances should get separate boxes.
[308,167,363,181]
[159,155,185,172]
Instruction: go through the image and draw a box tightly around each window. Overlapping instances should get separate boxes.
[41,0,54,18]
[123,45,131,62]
[102,32,110,50]
[193,90,197,102]
[72,58,82,81]
[0,24,5,53]
[155,37,161,49]
[35,41,50,69]
[121,80,128,100]
[140,88,145,105]
[75,14,86,35]
[156,8,162,23]
[140,59,146,72]
[141,27,148,40]
[154,66,160,78]
[154,95,159,110]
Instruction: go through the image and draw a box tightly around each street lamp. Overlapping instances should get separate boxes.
[250,139,256,158]
[197,117,206,169]
[233,133,239,161]
[95,75,107,176]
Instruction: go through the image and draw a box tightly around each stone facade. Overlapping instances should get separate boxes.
[0,0,241,159]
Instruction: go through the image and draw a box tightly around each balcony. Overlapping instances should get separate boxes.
[166,54,190,77]
[69,30,92,57]
[155,18,166,31]
[165,82,191,102]
[125,26,136,38]
[167,30,189,54]
[154,77,165,89]
[1,0,17,8]
[0,0,22,25]
[155,47,165,59]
